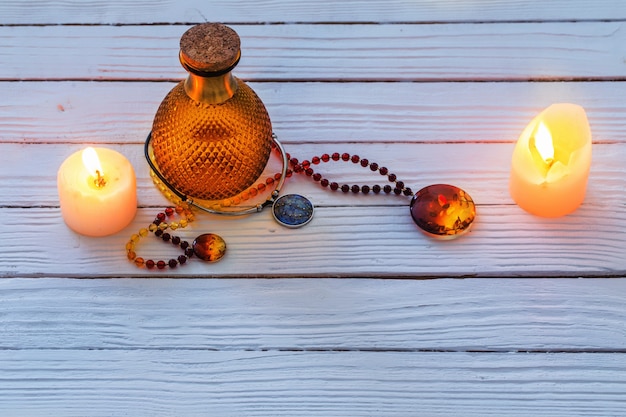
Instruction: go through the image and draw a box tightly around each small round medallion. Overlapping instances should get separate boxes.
[410,184,476,239]
[192,233,227,262]
[272,194,314,228]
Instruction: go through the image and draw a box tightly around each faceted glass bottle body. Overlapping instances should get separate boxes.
[151,23,273,201]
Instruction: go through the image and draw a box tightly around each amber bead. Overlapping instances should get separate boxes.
[409,184,476,239]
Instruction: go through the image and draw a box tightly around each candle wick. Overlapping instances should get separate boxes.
[94,170,107,188]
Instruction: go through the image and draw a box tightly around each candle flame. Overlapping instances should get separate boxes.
[82,147,106,187]
[534,122,554,165]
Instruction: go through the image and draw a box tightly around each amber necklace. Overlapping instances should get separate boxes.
[128,135,476,269]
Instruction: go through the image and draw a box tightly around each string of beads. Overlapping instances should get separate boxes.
[126,204,195,269]
[131,151,413,269]
[287,152,413,197]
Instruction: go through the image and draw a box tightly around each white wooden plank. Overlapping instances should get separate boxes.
[0,0,624,24]
[1,278,625,351]
[1,201,625,278]
[0,349,624,416]
[2,23,626,81]
[2,81,626,144]
[2,141,625,208]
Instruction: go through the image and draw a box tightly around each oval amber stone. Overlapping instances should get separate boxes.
[409,184,476,239]
[192,233,227,262]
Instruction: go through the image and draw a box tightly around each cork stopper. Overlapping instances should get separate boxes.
[179,23,241,74]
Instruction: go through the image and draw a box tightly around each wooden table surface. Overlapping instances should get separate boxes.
[1,1,626,415]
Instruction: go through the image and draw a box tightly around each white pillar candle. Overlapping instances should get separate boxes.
[509,103,592,217]
[57,147,137,236]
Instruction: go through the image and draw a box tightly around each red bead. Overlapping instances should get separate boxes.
[331,152,340,161]
[312,156,321,164]
[404,188,413,196]
[396,181,404,190]
[383,185,392,193]
[330,182,339,190]
[155,229,163,237]
[257,183,266,192]
[168,259,178,268]
[373,185,381,193]
[370,162,379,171]
[379,166,388,175]
[301,160,310,169]
[360,158,369,167]
[172,236,181,245]
[156,260,166,269]
[305,168,314,176]
[341,184,350,193]
[313,173,322,181]
[156,213,166,222]
[394,188,402,195]
[351,185,360,193]
[341,153,350,161]
[321,179,329,187]
[178,255,188,264]
[185,248,194,257]
[181,241,190,250]
[266,177,274,185]
[321,154,330,162]
[388,173,397,182]
[362,185,370,194]
[162,233,171,242]
[165,207,174,217]
[290,157,299,166]
[146,259,155,269]
[274,173,282,181]
[351,155,360,163]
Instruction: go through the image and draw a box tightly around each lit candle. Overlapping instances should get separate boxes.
[57,147,137,236]
[509,103,592,217]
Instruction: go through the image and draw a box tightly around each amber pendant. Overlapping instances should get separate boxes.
[192,233,227,262]
[410,184,476,239]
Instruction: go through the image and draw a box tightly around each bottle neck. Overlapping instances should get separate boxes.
[184,72,238,104]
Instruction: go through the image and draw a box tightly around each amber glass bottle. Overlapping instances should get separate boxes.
[151,23,273,201]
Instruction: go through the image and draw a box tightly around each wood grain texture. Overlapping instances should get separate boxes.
[2,81,626,144]
[2,22,625,81]
[2,1,626,415]
[1,278,625,351]
[1,349,625,416]
[0,0,624,24]
[2,141,625,207]
[2,203,625,278]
